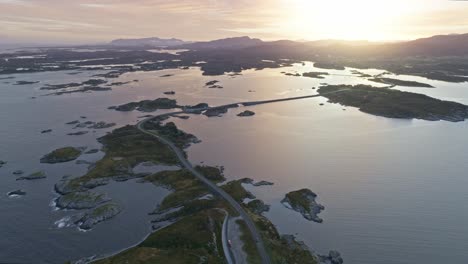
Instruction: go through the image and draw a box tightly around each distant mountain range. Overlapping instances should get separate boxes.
[178,36,263,50]
[109,33,468,56]
[110,37,188,47]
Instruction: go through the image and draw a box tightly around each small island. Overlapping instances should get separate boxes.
[40,147,83,164]
[17,171,47,181]
[111,98,179,112]
[7,189,27,197]
[303,71,330,79]
[281,188,325,223]
[318,84,468,122]
[369,77,434,88]
[237,110,255,117]
[14,80,40,85]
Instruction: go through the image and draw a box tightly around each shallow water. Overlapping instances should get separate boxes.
[0,62,467,263]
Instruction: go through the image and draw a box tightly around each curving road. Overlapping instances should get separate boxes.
[137,91,347,264]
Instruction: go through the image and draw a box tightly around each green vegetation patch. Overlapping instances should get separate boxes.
[195,165,226,183]
[237,215,318,264]
[145,121,199,149]
[318,84,468,122]
[94,209,226,264]
[144,169,209,211]
[221,180,255,202]
[60,125,178,192]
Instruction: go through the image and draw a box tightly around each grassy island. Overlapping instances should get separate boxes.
[112,98,179,112]
[318,84,468,122]
[281,189,324,223]
[53,121,321,263]
[40,147,82,164]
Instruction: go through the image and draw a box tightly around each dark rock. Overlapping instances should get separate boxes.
[17,171,47,181]
[14,81,39,85]
[67,131,89,136]
[319,250,344,264]
[74,123,89,128]
[82,79,107,86]
[88,122,116,129]
[7,189,26,197]
[205,80,219,86]
[237,110,255,117]
[284,72,301,77]
[253,180,274,187]
[172,115,190,120]
[84,149,99,154]
[12,170,24,175]
[66,120,80,125]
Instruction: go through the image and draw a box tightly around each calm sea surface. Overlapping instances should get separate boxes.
[0,62,467,263]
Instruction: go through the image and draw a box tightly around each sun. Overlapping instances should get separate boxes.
[282,0,425,41]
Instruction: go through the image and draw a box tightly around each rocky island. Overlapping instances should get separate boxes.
[303,71,330,79]
[237,110,255,117]
[72,203,122,230]
[110,98,179,112]
[318,84,468,122]
[281,188,325,223]
[17,171,47,181]
[205,80,223,89]
[369,77,434,88]
[55,191,111,210]
[7,189,27,197]
[40,147,83,164]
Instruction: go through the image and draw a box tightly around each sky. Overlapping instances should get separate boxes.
[1,0,468,44]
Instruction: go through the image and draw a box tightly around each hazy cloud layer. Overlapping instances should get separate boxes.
[1,0,468,44]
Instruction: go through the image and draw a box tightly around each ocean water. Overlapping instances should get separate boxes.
[0,62,467,263]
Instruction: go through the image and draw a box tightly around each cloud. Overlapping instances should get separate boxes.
[0,0,30,5]
[80,3,109,8]
[1,0,468,43]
